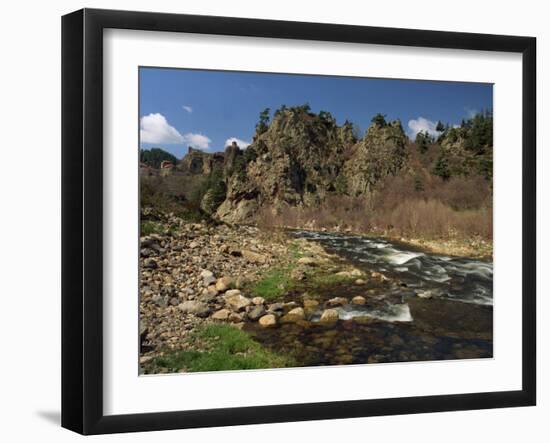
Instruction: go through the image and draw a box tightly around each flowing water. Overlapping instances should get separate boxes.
[245,230,493,367]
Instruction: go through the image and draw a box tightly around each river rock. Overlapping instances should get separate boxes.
[215,276,233,292]
[336,268,362,277]
[242,249,268,264]
[247,305,266,321]
[371,271,388,281]
[151,294,167,307]
[319,308,339,324]
[200,269,214,279]
[258,314,277,328]
[327,297,348,307]
[354,279,367,285]
[280,307,305,323]
[224,291,251,311]
[267,302,284,314]
[211,308,231,320]
[303,299,319,310]
[351,296,367,305]
[252,296,265,306]
[199,290,217,303]
[228,312,244,323]
[416,290,433,299]
[178,301,210,317]
[203,275,216,287]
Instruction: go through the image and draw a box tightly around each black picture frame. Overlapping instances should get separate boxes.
[62,8,537,435]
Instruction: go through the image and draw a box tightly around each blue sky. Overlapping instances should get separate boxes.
[139,67,493,157]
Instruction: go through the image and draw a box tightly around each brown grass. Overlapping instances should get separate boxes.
[256,174,492,241]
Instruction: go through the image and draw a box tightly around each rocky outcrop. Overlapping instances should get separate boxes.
[215,107,408,223]
[342,120,407,196]
[178,147,224,175]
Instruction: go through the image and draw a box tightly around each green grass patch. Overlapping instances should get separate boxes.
[249,265,295,300]
[147,324,292,373]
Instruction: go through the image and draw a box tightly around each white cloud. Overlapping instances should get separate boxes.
[140,113,184,144]
[183,133,211,150]
[182,105,193,113]
[140,112,211,150]
[224,137,251,149]
[407,117,440,138]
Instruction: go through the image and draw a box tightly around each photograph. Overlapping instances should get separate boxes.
[138,68,494,374]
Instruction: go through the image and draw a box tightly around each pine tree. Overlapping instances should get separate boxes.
[256,108,271,134]
[432,154,451,180]
[371,113,387,127]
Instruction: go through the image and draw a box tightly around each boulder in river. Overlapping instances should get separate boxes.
[351,296,367,305]
[280,307,305,323]
[319,308,339,324]
[326,297,348,307]
[303,299,320,310]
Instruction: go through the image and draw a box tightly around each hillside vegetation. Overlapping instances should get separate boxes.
[140,106,493,244]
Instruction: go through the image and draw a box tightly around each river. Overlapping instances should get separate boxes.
[245,230,493,367]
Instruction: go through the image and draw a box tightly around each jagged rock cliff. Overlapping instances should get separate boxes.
[213,107,406,223]
[178,147,224,175]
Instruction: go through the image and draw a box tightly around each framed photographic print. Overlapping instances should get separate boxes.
[61,8,536,435]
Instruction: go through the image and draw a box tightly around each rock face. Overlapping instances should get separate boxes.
[167,108,409,224]
[214,107,408,223]
[342,120,407,196]
[179,147,224,175]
